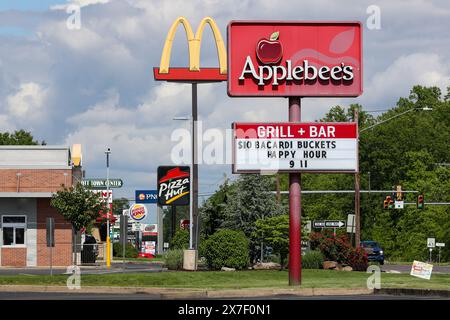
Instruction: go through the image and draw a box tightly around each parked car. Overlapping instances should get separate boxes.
[81,235,99,264]
[360,240,384,265]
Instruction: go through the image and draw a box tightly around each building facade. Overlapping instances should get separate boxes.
[0,146,79,267]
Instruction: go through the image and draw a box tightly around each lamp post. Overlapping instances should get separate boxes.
[105,147,111,268]
[173,116,194,250]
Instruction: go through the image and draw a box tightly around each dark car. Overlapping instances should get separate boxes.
[361,241,384,265]
[81,235,99,264]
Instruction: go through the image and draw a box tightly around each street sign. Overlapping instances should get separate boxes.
[233,123,358,173]
[347,214,355,233]
[313,220,346,229]
[427,238,436,248]
[395,201,404,209]
[436,243,445,247]
[227,21,362,97]
[157,166,190,206]
[46,217,55,247]
[82,178,123,189]
[135,190,158,204]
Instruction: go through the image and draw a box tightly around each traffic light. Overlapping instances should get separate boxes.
[383,196,394,209]
[417,194,425,209]
[395,185,403,201]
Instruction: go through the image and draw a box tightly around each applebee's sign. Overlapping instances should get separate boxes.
[228,21,362,97]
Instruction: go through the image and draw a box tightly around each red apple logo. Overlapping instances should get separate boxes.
[256,31,283,64]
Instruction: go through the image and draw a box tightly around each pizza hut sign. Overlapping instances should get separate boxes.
[157,166,190,206]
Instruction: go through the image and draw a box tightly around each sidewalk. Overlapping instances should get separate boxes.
[0,285,374,299]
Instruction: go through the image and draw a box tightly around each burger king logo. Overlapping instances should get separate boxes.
[129,204,147,221]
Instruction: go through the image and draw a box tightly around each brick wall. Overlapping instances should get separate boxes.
[1,248,27,267]
[36,198,72,266]
[0,169,73,193]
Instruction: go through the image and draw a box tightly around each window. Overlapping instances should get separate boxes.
[2,215,26,246]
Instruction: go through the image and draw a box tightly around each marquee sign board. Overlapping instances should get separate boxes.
[227,21,362,97]
[157,166,190,206]
[233,122,358,173]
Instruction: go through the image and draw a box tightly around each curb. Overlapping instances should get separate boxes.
[375,288,450,298]
[0,285,373,299]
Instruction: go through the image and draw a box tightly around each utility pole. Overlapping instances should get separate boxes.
[105,148,111,268]
[354,109,361,247]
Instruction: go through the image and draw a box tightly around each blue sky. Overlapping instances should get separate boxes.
[0,0,62,11]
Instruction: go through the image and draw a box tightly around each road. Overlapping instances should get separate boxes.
[0,262,165,276]
[0,292,447,300]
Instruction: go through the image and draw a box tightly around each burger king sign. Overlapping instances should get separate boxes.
[129,203,148,222]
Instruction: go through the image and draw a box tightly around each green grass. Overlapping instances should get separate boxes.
[0,270,449,290]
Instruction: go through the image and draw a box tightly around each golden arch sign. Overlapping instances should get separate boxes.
[153,16,227,82]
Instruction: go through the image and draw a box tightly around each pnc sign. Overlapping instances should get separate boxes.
[153,17,227,82]
[227,21,362,97]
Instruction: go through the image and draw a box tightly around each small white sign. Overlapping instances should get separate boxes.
[436,242,445,247]
[410,260,433,280]
[394,201,404,209]
[347,214,355,233]
[427,238,436,248]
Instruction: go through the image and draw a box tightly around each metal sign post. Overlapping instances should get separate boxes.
[46,217,55,276]
[288,97,301,286]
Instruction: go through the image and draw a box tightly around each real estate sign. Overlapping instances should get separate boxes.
[233,122,358,173]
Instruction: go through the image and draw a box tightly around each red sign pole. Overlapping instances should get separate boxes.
[288,97,301,285]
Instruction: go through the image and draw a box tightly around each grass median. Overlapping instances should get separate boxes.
[0,270,449,290]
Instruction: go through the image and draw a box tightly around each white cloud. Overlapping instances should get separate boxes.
[360,53,450,109]
[51,0,110,10]
[6,82,48,119]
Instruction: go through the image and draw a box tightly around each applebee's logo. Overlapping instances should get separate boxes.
[256,31,283,64]
[240,31,354,86]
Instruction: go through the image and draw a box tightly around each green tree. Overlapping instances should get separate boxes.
[253,215,290,269]
[200,179,234,237]
[222,174,284,262]
[51,183,107,232]
[0,130,39,145]
[112,198,130,216]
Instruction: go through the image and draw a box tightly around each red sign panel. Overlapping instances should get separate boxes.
[227,21,362,97]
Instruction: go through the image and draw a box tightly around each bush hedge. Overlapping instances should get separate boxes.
[203,229,250,270]
[113,243,139,258]
[170,229,190,250]
[302,250,324,269]
[163,249,184,270]
[310,231,368,271]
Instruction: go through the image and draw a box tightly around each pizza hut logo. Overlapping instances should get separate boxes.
[157,166,190,206]
[239,30,355,86]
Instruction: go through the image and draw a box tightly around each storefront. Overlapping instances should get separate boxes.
[0,145,81,267]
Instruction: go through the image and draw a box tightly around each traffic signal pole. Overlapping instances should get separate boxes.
[288,97,301,286]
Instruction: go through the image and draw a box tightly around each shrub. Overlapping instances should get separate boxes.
[302,250,324,269]
[309,231,368,271]
[170,229,190,250]
[163,249,184,270]
[113,243,139,258]
[204,229,250,270]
